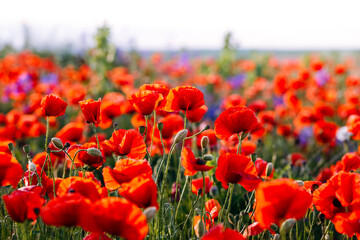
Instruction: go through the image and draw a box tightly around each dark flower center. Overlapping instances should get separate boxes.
[332,198,342,208]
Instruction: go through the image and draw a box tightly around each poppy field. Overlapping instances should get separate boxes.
[1,32,360,240]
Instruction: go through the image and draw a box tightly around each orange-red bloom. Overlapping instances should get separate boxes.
[102,129,146,159]
[194,199,222,237]
[215,153,261,191]
[164,86,205,112]
[201,224,245,240]
[214,106,259,140]
[79,98,101,127]
[181,147,213,176]
[40,94,68,117]
[191,176,213,196]
[254,179,312,228]
[313,120,337,145]
[0,152,23,188]
[3,186,44,222]
[128,90,163,115]
[102,159,152,191]
[84,197,148,239]
[118,174,159,209]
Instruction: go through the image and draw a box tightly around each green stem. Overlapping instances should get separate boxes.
[174,176,189,221]
[237,133,242,155]
[45,116,49,150]
[149,111,156,156]
[92,123,101,149]
[224,183,235,228]
[155,130,166,183]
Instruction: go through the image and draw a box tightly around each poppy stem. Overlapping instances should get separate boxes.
[44,116,49,150]
[237,133,242,155]
[155,130,166,183]
[149,111,156,156]
[218,184,231,223]
[92,124,101,150]
[174,175,189,221]
[319,220,331,240]
[224,183,235,228]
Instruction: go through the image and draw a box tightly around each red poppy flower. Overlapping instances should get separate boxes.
[84,197,148,239]
[164,86,205,112]
[57,177,107,202]
[41,193,92,227]
[255,158,274,180]
[99,92,126,129]
[83,233,112,240]
[214,106,259,140]
[157,114,184,139]
[221,94,246,110]
[181,147,213,176]
[194,199,222,237]
[215,153,261,191]
[313,120,337,145]
[254,179,312,228]
[313,172,360,220]
[118,174,159,209]
[186,105,208,123]
[44,177,63,199]
[288,153,307,166]
[128,90,164,116]
[332,152,360,173]
[76,142,105,168]
[102,159,152,191]
[242,222,266,238]
[0,152,23,188]
[201,224,245,240]
[40,94,68,117]
[32,151,61,170]
[55,122,85,142]
[102,129,146,159]
[191,176,213,196]
[332,209,360,238]
[3,186,44,222]
[79,98,101,127]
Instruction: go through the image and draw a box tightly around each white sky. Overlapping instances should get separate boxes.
[1,0,360,50]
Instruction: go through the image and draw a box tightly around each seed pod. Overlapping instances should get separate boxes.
[174,129,188,144]
[266,163,274,177]
[87,148,102,157]
[201,136,209,149]
[197,219,205,238]
[23,145,31,154]
[139,126,146,135]
[51,137,64,150]
[157,122,164,131]
[143,206,157,221]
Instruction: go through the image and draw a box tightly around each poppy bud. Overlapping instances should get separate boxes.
[203,154,214,161]
[174,129,188,144]
[143,206,157,221]
[266,163,274,177]
[51,137,64,150]
[87,148,102,157]
[280,218,296,235]
[295,180,304,186]
[157,122,164,131]
[210,185,219,197]
[196,219,205,237]
[28,161,36,172]
[64,142,71,148]
[270,223,279,232]
[23,145,31,154]
[201,136,209,149]
[8,142,14,152]
[197,188,203,196]
[251,153,257,162]
[139,126,146,135]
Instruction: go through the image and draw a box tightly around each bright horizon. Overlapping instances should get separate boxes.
[1,0,360,51]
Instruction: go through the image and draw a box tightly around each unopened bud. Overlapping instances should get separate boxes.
[139,126,146,135]
[28,161,36,172]
[196,219,205,237]
[270,223,279,232]
[280,218,296,235]
[8,142,14,152]
[251,153,257,162]
[157,122,164,131]
[228,213,236,225]
[143,206,157,221]
[87,148,102,157]
[203,154,214,161]
[197,188,203,196]
[201,136,209,149]
[23,145,31,154]
[51,137,64,149]
[296,180,304,186]
[174,129,188,144]
[64,142,71,148]
[273,234,280,240]
[266,163,274,177]
[210,185,219,197]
